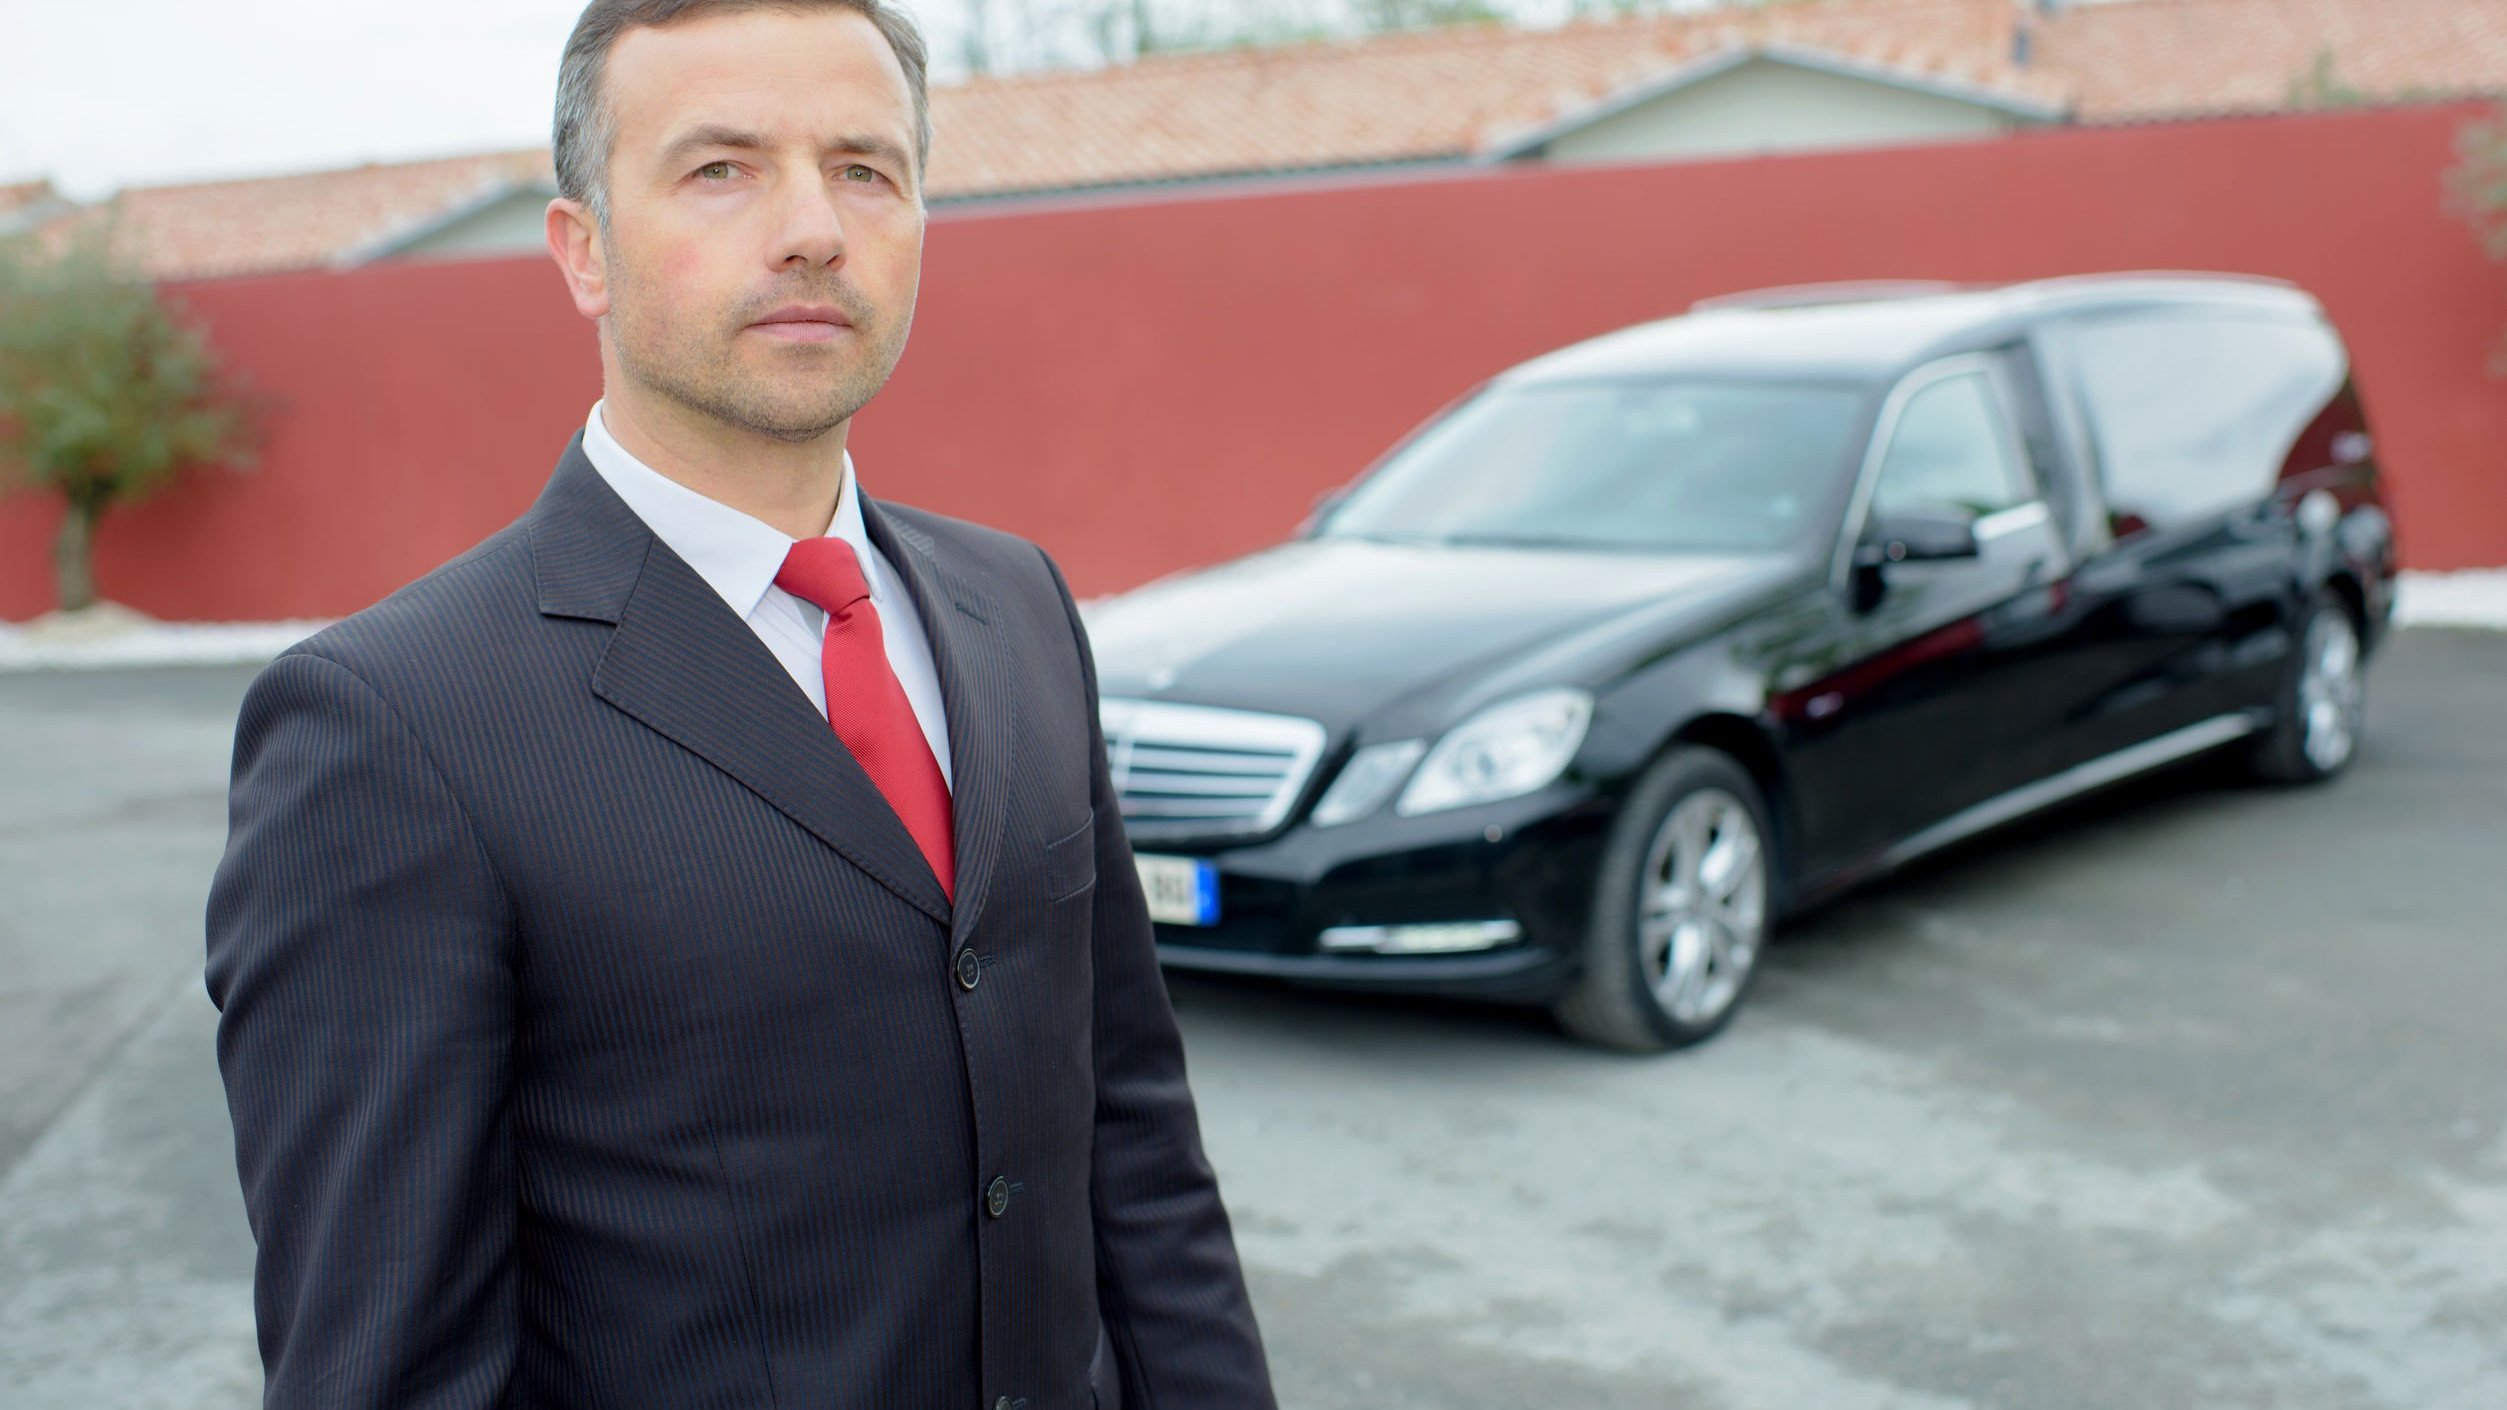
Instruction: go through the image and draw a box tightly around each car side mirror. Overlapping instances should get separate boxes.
[1854,508,1981,569]
[1296,485,1350,539]
[1849,508,1981,611]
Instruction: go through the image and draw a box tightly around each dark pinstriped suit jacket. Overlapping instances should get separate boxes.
[203,434,1276,1409]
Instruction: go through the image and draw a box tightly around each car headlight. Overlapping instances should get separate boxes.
[1309,738,1429,827]
[1395,687,1593,817]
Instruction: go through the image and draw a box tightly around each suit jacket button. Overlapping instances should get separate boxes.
[955,948,981,990]
[986,1176,1011,1218]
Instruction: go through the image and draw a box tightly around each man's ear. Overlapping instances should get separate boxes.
[546,197,610,320]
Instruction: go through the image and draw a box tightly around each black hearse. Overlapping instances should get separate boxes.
[1080,274,2396,1051]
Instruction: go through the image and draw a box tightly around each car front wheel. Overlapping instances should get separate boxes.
[1555,745,1776,1053]
[2246,588,2366,784]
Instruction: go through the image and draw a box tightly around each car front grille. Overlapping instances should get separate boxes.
[1098,697,1329,844]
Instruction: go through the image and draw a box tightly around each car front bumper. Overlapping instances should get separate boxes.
[1137,781,1617,1003]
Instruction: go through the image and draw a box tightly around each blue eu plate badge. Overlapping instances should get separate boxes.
[1133,853,1219,926]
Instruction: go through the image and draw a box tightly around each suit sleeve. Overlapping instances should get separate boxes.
[1036,547,1279,1410]
[202,648,519,1408]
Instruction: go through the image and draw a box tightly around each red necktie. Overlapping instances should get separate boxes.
[774,536,955,902]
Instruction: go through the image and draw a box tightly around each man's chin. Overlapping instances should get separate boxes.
[726,405,855,444]
[665,377,868,443]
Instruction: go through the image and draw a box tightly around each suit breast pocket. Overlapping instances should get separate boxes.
[1041,812,1096,905]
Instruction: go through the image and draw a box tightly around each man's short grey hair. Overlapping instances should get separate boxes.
[553,0,933,230]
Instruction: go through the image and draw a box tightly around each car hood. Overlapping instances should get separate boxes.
[1080,536,1787,733]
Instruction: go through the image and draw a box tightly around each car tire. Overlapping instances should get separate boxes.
[2245,587,2367,785]
[1554,745,1777,1053]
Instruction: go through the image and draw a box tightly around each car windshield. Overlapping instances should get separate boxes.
[1316,377,1873,553]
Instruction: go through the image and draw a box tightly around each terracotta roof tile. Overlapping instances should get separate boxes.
[35,149,553,283]
[2039,0,2507,121]
[920,0,2062,197]
[0,179,59,217]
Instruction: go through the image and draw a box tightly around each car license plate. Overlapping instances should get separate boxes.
[1134,853,1219,926]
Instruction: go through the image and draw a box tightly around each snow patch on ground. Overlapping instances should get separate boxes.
[0,618,332,672]
[2394,569,2507,632]
[2,570,2502,672]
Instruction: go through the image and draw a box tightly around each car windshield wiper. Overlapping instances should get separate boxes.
[1324,530,1446,545]
[1434,531,1611,550]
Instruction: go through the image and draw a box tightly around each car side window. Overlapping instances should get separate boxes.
[2062,313,2348,536]
[1870,371,2033,522]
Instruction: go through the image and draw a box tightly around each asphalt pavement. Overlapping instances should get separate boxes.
[2,629,2502,1409]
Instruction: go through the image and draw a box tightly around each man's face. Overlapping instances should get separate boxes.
[591,8,924,443]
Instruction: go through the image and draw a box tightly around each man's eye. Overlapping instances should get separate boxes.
[843,164,880,183]
[696,161,735,180]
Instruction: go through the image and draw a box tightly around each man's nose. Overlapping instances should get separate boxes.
[771,174,846,268]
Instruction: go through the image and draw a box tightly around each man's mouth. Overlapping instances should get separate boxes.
[748,304,855,343]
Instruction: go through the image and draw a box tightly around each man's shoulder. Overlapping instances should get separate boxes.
[278,521,539,691]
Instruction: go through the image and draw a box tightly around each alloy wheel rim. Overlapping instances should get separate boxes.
[2299,608,2362,773]
[1636,788,1767,1026]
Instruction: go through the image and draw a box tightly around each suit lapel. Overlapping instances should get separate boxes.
[859,489,1017,953]
[530,436,960,924]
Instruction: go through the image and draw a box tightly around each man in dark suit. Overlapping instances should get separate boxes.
[202,2,1277,1406]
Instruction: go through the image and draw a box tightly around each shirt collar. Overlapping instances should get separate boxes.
[580,399,883,621]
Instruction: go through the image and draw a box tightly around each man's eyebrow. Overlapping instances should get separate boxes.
[827,134,914,176]
[657,124,771,168]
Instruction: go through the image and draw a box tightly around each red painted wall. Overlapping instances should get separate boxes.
[4,99,2502,622]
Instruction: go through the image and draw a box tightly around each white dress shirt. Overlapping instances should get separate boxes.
[579,400,953,791]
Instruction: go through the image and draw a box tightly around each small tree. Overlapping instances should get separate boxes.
[0,214,261,615]
[2444,100,2507,374]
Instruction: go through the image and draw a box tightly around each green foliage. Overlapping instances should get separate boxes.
[1347,0,1503,34]
[2287,49,2368,107]
[2444,102,2507,375]
[2447,101,2507,260]
[0,212,264,611]
[0,219,257,510]
[2289,46,2462,110]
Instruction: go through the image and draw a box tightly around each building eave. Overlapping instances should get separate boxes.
[334,177,560,268]
[926,153,1476,215]
[1479,39,2075,162]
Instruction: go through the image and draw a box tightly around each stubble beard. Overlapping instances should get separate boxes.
[607,250,917,446]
